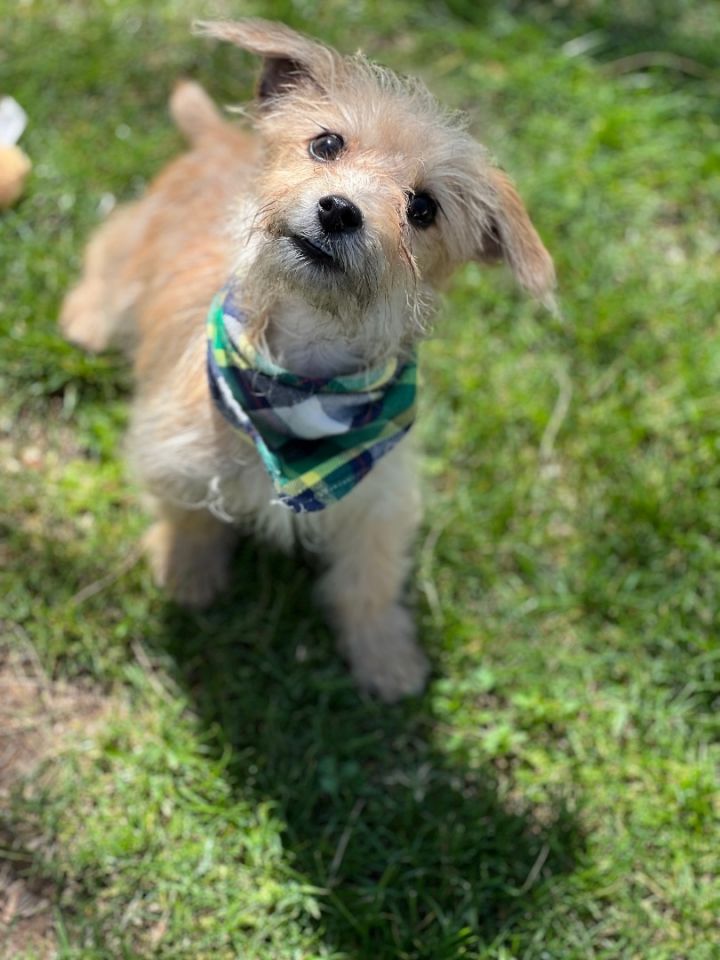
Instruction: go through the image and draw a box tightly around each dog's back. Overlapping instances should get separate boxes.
[60,81,255,373]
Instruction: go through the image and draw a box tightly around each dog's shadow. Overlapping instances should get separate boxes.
[155,538,583,959]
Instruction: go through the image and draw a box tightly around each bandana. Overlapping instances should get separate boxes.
[206,285,417,513]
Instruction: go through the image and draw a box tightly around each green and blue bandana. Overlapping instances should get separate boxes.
[206,285,417,513]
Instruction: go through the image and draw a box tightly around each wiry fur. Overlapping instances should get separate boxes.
[60,19,554,701]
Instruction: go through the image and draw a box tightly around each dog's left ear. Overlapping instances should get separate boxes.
[477,169,556,305]
[194,18,339,102]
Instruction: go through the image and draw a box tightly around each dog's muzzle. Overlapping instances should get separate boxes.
[279,194,375,287]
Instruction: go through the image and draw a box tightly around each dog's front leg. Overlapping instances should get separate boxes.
[144,500,237,610]
[314,450,429,702]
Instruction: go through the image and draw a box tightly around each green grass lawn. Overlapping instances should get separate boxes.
[1,1,719,958]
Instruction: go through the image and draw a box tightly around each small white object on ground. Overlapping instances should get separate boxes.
[0,96,28,147]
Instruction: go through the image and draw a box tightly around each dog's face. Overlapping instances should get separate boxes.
[198,19,555,338]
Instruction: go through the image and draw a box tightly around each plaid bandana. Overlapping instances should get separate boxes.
[206,285,417,513]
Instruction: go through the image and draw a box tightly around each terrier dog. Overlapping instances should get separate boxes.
[60,19,554,701]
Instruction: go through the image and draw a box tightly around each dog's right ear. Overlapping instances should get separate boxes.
[193,19,339,102]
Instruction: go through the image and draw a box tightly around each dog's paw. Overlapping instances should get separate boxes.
[144,519,231,610]
[340,605,430,703]
[59,282,110,353]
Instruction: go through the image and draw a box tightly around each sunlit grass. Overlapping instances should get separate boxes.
[1,2,718,958]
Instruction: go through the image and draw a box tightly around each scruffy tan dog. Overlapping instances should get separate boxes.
[60,19,554,702]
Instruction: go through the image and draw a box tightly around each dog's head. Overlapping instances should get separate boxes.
[197,19,555,344]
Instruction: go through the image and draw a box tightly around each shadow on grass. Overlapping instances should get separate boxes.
[151,540,582,960]
[2,478,584,957]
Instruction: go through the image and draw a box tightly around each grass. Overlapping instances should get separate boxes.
[1,1,719,958]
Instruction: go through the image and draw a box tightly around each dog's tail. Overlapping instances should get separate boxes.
[170,80,225,145]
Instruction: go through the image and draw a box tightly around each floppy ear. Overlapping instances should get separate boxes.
[193,18,339,102]
[478,169,556,305]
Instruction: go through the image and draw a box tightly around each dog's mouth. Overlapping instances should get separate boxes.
[287,234,341,270]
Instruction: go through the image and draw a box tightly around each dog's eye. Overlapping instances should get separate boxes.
[309,133,345,162]
[407,192,438,229]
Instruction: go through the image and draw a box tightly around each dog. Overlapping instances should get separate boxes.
[60,19,554,702]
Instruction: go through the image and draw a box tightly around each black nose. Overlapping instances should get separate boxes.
[317,195,363,234]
